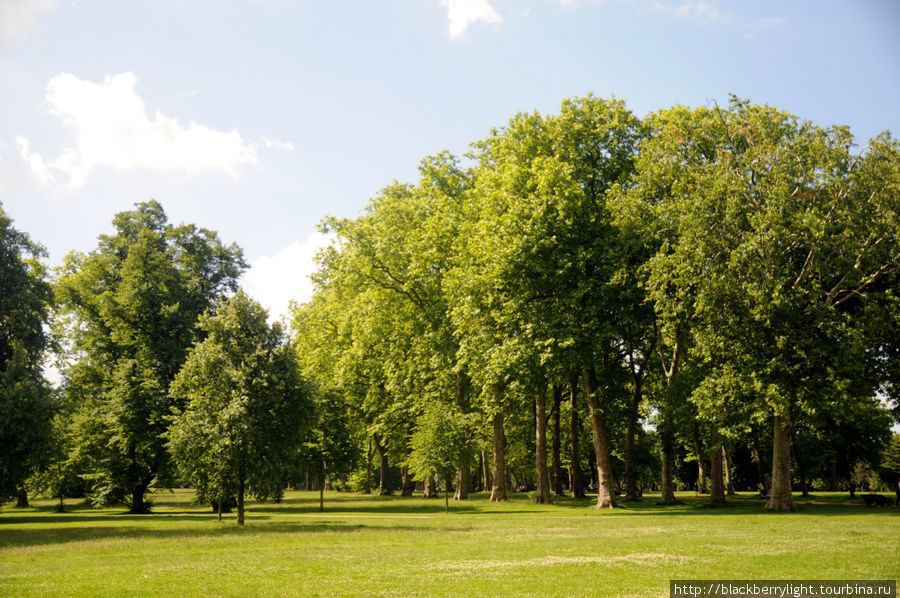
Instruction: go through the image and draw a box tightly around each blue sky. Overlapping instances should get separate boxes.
[1,0,898,320]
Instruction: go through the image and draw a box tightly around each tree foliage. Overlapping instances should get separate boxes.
[168,291,312,524]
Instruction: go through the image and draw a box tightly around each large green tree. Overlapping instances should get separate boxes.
[625,99,900,510]
[0,205,54,506]
[168,291,312,525]
[56,201,245,512]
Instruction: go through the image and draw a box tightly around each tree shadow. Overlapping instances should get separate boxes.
[0,518,472,550]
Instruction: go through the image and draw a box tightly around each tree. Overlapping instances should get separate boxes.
[57,201,245,512]
[455,95,645,508]
[624,99,900,510]
[0,205,54,506]
[168,291,312,525]
[300,389,358,511]
[406,403,476,512]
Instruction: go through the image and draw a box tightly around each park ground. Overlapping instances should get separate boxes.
[1,489,898,597]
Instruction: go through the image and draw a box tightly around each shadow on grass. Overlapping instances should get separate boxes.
[0,518,473,550]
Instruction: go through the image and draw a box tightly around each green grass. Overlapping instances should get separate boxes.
[1,490,898,597]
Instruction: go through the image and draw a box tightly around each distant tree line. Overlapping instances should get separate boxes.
[1,95,898,520]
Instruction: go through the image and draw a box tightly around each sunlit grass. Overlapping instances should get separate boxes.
[2,489,897,597]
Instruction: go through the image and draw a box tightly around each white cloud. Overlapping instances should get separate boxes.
[262,137,296,152]
[17,72,279,189]
[241,231,334,324]
[440,0,503,39]
[0,0,56,45]
[650,1,727,23]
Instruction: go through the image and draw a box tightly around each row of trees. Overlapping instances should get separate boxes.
[0,202,347,523]
[293,95,900,511]
[2,94,898,518]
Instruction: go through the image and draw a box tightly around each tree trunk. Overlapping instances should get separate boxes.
[15,485,29,508]
[584,367,615,509]
[490,411,508,501]
[319,473,325,512]
[657,332,682,505]
[624,375,642,501]
[374,432,391,495]
[534,392,552,504]
[130,483,150,514]
[568,374,586,498]
[401,465,415,497]
[424,476,437,498]
[481,449,491,493]
[692,426,708,494]
[793,443,809,497]
[722,442,736,496]
[444,476,450,513]
[765,415,795,511]
[660,424,676,504]
[57,492,65,513]
[324,473,333,491]
[752,429,768,495]
[365,438,373,495]
[217,498,223,521]
[454,467,470,500]
[236,476,246,525]
[551,386,563,497]
[709,429,726,508]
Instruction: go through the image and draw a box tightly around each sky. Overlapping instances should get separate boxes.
[1,0,899,322]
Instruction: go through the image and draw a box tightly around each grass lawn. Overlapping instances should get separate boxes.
[1,489,897,597]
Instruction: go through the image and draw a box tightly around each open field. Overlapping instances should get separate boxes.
[2,490,898,597]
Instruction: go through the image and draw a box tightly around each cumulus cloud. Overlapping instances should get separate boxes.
[440,0,503,39]
[17,72,284,188]
[241,231,334,324]
[0,0,56,45]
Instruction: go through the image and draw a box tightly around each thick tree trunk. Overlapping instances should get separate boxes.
[324,473,333,491]
[130,483,150,514]
[15,485,29,508]
[401,465,415,497]
[534,393,552,504]
[624,376,642,501]
[217,499,223,521]
[490,412,507,501]
[551,386,563,497]
[584,367,615,509]
[692,427,708,494]
[424,476,437,498]
[709,429,726,508]
[374,433,391,495]
[236,477,246,525]
[568,375,586,498]
[765,415,795,511]
[723,442,736,496]
[454,467,470,500]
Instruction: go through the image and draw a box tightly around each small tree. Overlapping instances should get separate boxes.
[300,390,357,512]
[168,291,312,525]
[406,404,474,512]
